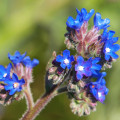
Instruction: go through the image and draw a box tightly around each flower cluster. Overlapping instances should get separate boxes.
[46,8,120,117]
[0,51,39,105]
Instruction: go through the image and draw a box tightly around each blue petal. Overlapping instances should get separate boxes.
[94,12,110,30]
[12,73,18,82]
[112,37,119,43]
[56,55,63,62]
[92,57,100,64]
[4,85,13,90]
[109,52,119,59]
[8,51,26,65]
[112,44,120,52]
[76,72,82,80]
[32,59,39,67]
[105,54,110,60]
[63,50,70,57]
[84,9,95,21]
[17,86,22,92]
[76,8,81,14]
[21,52,27,58]
[9,89,16,95]
[81,8,87,18]
[108,30,115,38]
[66,16,80,29]
[23,56,39,68]
[7,63,12,74]
[15,51,21,56]
[84,69,92,77]
[67,64,72,70]
[60,63,66,69]
[4,80,14,85]
[69,55,74,62]
[100,79,106,85]
[19,79,25,85]
[84,61,91,68]
[77,56,84,63]
[92,64,101,70]
[105,88,109,95]
[0,65,6,75]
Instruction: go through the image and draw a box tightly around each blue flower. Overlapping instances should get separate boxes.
[22,56,39,68]
[94,13,110,30]
[4,73,25,95]
[76,8,95,21]
[102,29,119,43]
[103,42,120,60]
[75,56,92,80]
[66,14,83,30]
[66,8,94,29]
[88,57,102,75]
[0,63,12,81]
[89,73,109,103]
[56,50,74,69]
[8,51,26,65]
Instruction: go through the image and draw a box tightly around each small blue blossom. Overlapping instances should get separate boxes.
[56,50,74,69]
[94,13,110,30]
[76,8,95,21]
[75,56,92,80]
[102,29,119,43]
[103,42,120,60]
[66,14,83,30]
[22,56,39,68]
[0,63,12,81]
[88,57,102,75]
[89,72,109,103]
[66,8,94,29]
[8,51,26,66]
[4,73,25,95]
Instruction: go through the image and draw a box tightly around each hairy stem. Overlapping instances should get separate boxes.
[24,85,34,110]
[21,84,59,120]
[21,69,71,120]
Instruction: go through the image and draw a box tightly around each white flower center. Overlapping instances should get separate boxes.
[78,66,84,71]
[3,73,7,78]
[98,92,102,98]
[13,82,19,88]
[64,59,69,64]
[105,48,111,53]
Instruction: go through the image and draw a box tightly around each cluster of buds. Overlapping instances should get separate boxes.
[0,51,39,105]
[46,8,120,116]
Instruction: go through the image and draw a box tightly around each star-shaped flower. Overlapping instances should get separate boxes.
[22,56,39,68]
[103,42,120,60]
[66,8,94,30]
[89,72,109,103]
[94,13,110,30]
[4,73,25,95]
[76,8,95,21]
[88,57,102,75]
[102,29,119,43]
[56,50,74,69]
[8,51,26,66]
[75,56,92,80]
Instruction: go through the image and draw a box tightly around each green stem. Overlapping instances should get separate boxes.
[57,86,68,94]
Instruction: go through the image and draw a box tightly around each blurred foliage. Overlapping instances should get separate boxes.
[0,0,120,120]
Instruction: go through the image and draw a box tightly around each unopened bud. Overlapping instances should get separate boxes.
[49,67,57,74]
[53,75,59,81]
[48,74,54,80]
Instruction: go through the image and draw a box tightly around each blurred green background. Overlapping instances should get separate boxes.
[0,0,120,120]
